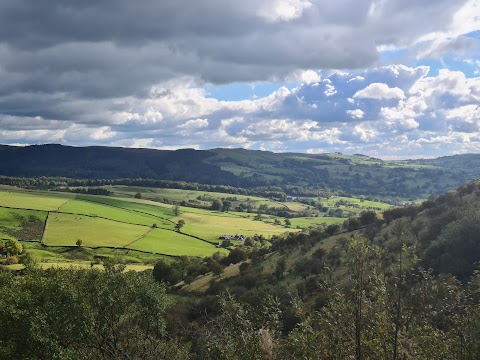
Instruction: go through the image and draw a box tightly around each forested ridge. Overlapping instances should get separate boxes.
[1,144,480,197]
[2,180,480,359]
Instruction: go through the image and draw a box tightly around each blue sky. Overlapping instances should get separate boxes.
[0,0,479,159]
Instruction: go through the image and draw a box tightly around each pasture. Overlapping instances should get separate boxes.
[288,216,345,229]
[126,228,227,257]
[172,212,290,242]
[0,189,73,211]
[43,213,149,248]
[0,208,47,240]
[59,198,172,227]
[0,186,393,265]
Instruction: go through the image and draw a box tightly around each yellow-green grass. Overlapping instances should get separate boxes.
[127,228,224,257]
[106,186,268,202]
[43,213,149,248]
[114,198,251,220]
[172,213,291,242]
[77,195,175,220]
[182,262,242,293]
[320,196,391,211]
[289,217,345,229]
[0,208,47,239]
[175,206,249,219]
[105,185,282,209]
[39,262,153,272]
[0,189,73,211]
[284,202,310,212]
[25,248,64,261]
[1,264,24,271]
[58,199,172,227]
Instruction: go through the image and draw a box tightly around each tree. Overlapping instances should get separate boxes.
[153,260,183,285]
[424,209,480,280]
[176,219,185,231]
[173,205,180,216]
[5,238,23,256]
[223,247,248,265]
[211,199,223,211]
[222,200,232,212]
[284,218,291,227]
[0,267,185,359]
[134,192,142,199]
[20,252,39,270]
[76,239,83,247]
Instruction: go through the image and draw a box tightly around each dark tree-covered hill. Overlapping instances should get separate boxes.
[1,143,480,198]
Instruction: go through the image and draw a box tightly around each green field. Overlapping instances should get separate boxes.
[77,195,176,221]
[288,216,345,229]
[43,213,149,248]
[39,262,153,272]
[127,228,224,257]
[59,199,172,227]
[0,208,47,240]
[172,212,290,242]
[0,186,393,262]
[0,189,73,211]
[0,187,294,259]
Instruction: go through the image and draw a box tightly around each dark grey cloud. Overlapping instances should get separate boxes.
[0,0,477,159]
[0,0,469,96]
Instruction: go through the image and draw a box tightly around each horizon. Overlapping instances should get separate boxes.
[0,142,452,161]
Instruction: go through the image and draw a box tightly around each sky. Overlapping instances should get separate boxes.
[0,0,480,159]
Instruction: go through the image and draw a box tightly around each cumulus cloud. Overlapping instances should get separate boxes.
[0,1,479,158]
[2,63,480,158]
[353,83,406,100]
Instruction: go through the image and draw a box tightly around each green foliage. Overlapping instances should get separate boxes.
[20,252,39,270]
[173,204,180,216]
[194,293,279,359]
[0,268,187,359]
[175,219,185,231]
[211,199,223,211]
[222,247,248,265]
[153,259,183,285]
[5,238,23,256]
[424,209,480,279]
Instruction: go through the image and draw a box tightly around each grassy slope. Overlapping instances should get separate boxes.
[43,213,149,247]
[77,195,175,222]
[0,189,73,211]
[288,217,345,228]
[0,208,47,240]
[59,199,171,227]
[172,212,291,242]
[127,229,225,257]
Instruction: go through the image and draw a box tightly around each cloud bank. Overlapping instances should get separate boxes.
[0,0,479,158]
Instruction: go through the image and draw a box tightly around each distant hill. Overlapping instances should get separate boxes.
[1,144,479,198]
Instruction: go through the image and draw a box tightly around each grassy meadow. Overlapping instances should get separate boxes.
[0,185,393,266]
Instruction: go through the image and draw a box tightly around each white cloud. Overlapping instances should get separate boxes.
[353,83,406,100]
[178,118,209,129]
[259,0,312,22]
[347,109,365,119]
[288,69,321,85]
[2,64,480,159]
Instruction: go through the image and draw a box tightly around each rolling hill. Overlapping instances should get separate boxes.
[0,144,479,198]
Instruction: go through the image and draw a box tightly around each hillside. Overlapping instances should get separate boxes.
[0,144,478,198]
[163,179,480,358]
[2,180,480,358]
[195,179,480,297]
